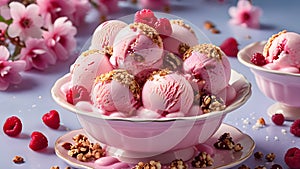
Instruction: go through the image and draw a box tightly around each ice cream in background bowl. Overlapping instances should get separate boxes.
[52,9,251,165]
[238,30,300,121]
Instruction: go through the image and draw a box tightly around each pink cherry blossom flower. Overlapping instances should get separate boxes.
[37,0,75,23]
[43,17,77,61]
[0,0,9,6]
[0,4,11,20]
[0,46,26,91]
[7,2,43,41]
[19,38,56,70]
[139,0,170,10]
[70,0,91,26]
[228,0,262,29]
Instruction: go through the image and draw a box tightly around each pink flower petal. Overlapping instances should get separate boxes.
[9,2,25,20]
[0,46,9,60]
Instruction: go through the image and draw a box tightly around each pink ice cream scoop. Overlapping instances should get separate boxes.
[142,70,194,115]
[163,19,198,59]
[110,22,164,75]
[71,49,113,94]
[89,20,127,50]
[263,30,300,73]
[183,44,231,97]
[91,69,141,115]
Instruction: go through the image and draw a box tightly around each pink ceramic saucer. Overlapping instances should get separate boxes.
[55,123,255,169]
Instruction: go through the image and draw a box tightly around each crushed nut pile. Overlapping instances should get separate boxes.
[191,152,214,168]
[133,160,162,169]
[62,134,105,162]
[169,159,188,169]
[13,155,24,164]
[213,133,243,152]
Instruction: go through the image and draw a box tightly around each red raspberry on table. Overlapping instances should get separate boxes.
[251,52,267,66]
[271,113,285,125]
[154,18,172,37]
[3,116,22,137]
[219,37,239,57]
[29,131,48,151]
[284,147,300,169]
[134,9,157,27]
[290,119,300,137]
[42,110,60,129]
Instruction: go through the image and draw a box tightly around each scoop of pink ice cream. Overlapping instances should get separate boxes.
[110,22,164,75]
[183,44,231,96]
[142,70,194,115]
[163,19,198,59]
[263,30,300,73]
[89,20,127,50]
[91,69,141,115]
[71,49,113,94]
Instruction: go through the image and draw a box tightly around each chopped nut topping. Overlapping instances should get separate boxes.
[257,117,266,125]
[148,69,171,81]
[203,21,215,30]
[95,69,141,100]
[82,49,101,57]
[50,166,59,169]
[65,134,105,162]
[195,92,226,113]
[171,19,195,35]
[263,30,287,57]
[238,164,250,169]
[265,152,276,162]
[214,133,235,150]
[163,52,182,71]
[183,44,223,61]
[133,160,162,169]
[178,43,190,55]
[191,152,214,168]
[254,165,267,169]
[210,28,220,34]
[13,156,24,164]
[254,151,264,159]
[130,22,163,48]
[234,143,244,152]
[169,159,188,169]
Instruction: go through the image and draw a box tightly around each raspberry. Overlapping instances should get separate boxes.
[134,9,157,27]
[42,110,60,129]
[219,37,239,57]
[29,131,48,151]
[251,52,266,66]
[3,116,22,137]
[66,88,73,104]
[284,147,300,169]
[290,119,300,137]
[271,113,285,125]
[154,18,172,37]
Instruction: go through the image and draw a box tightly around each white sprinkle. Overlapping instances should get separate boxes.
[32,104,37,108]
[38,96,42,99]
[265,136,269,141]
[12,96,16,99]
[292,140,295,144]
[274,136,279,141]
[243,118,250,125]
[281,129,287,134]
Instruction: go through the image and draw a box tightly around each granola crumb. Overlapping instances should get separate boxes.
[50,166,59,169]
[254,151,264,159]
[210,28,220,34]
[254,165,267,169]
[191,151,214,168]
[13,155,25,164]
[203,21,215,30]
[214,133,235,150]
[133,160,162,169]
[265,152,276,162]
[234,143,243,152]
[238,164,250,169]
[66,134,105,162]
[169,159,188,169]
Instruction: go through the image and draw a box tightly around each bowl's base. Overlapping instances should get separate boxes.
[106,146,198,164]
[267,102,300,121]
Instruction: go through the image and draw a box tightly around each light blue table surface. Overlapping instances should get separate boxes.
[1,0,300,168]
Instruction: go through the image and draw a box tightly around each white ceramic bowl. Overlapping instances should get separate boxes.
[238,41,300,120]
[51,69,251,163]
